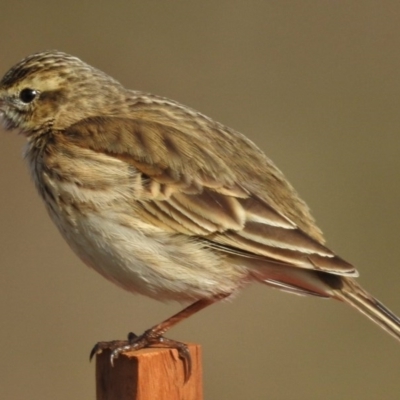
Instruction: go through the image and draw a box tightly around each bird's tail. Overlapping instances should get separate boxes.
[335,277,400,342]
[245,257,400,342]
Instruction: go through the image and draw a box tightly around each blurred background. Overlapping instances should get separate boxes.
[1,2,400,399]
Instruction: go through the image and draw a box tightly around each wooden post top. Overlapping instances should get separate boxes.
[96,343,203,400]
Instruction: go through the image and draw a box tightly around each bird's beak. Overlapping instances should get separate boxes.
[0,91,4,112]
[0,92,6,127]
[0,99,4,118]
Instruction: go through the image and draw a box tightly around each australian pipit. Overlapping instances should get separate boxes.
[1,51,399,375]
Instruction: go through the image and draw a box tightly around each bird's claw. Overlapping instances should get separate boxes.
[89,330,192,381]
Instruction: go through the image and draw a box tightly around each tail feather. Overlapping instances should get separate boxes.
[336,278,400,342]
[245,256,400,342]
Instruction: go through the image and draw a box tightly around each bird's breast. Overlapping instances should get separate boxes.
[23,139,247,301]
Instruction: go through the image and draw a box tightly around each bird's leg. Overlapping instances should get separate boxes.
[90,293,229,379]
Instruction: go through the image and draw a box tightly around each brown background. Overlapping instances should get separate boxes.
[1,2,400,399]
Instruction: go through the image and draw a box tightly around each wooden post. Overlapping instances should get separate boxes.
[95,343,203,400]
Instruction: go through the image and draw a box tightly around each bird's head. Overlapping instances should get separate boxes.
[0,51,125,136]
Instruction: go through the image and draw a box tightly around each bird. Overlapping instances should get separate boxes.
[1,50,399,377]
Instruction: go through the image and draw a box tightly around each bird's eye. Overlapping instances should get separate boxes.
[19,88,38,103]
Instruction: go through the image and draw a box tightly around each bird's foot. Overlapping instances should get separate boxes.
[90,330,192,380]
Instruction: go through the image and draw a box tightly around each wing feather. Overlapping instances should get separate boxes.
[63,114,357,277]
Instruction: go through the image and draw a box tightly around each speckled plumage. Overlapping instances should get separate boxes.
[1,51,400,358]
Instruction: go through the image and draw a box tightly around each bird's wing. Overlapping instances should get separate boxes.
[64,115,357,277]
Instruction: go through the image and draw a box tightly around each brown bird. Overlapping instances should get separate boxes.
[1,51,399,376]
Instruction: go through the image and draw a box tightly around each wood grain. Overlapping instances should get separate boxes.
[96,343,203,400]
